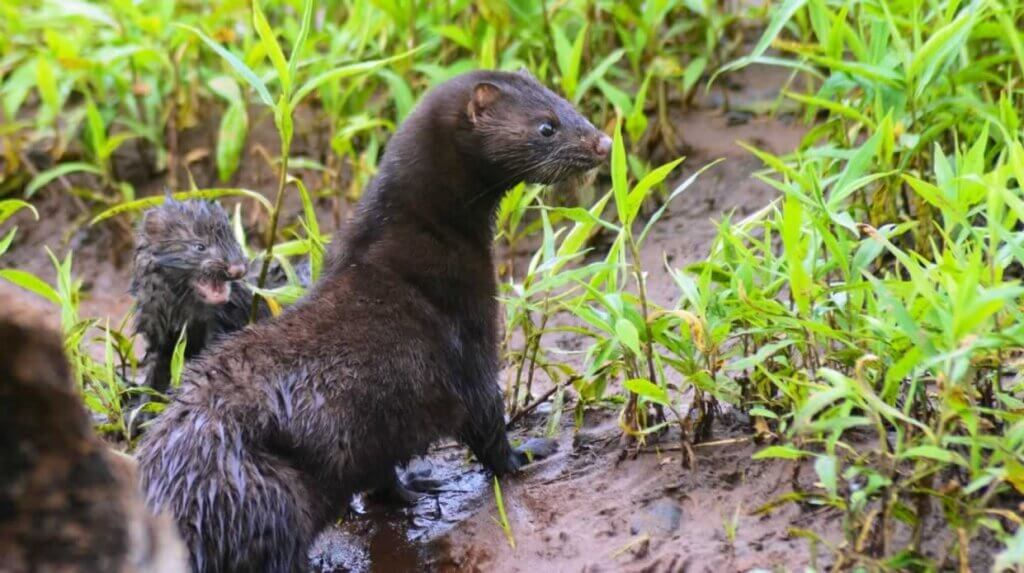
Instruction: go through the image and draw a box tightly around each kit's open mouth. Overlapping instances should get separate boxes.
[193,279,231,305]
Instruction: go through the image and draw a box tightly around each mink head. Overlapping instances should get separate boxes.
[134,198,248,306]
[462,69,611,185]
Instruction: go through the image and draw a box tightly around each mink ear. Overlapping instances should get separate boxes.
[516,66,533,78]
[142,208,168,237]
[467,82,501,124]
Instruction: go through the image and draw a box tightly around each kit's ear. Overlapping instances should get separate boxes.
[142,206,171,238]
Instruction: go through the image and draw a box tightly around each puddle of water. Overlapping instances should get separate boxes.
[309,448,489,572]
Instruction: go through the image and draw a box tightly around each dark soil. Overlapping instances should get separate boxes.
[1,66,994,571]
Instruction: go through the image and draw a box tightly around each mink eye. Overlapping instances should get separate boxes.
[192,243,207,252]
[538,122,556,137]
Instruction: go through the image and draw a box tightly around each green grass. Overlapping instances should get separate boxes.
[2,0,1024,568]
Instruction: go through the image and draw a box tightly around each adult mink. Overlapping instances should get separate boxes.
[138,69,611,572]
[0,318,187,572]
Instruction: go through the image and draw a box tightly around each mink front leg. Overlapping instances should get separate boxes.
[459,384,557,476]
[144,344,174,395]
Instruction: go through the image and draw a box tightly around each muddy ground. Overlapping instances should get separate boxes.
[0,66,988,571]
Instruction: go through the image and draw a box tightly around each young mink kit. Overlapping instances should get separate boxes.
[131,198,265,395]
[139,69,611,572]
[0,318,187,572]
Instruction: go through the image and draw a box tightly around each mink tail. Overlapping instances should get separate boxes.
[138,407,315,573]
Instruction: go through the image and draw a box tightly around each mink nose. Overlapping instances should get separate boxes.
[226,264,247,280]
[595,134,612,158]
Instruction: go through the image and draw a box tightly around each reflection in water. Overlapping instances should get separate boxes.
[309,448,488,572]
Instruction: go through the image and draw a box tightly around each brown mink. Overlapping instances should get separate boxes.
[138,69,611,572]
[131,198,425,503]
[0,317,187,572]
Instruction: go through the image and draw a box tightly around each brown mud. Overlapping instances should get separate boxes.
[1,66,993,571]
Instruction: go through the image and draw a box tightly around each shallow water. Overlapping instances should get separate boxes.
[308,448,489,572]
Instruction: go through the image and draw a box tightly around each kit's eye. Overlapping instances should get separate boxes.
[538,122,556,137]
[192,243,207,252]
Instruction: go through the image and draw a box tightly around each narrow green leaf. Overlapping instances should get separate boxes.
[176,23,274,107]
[91,189,273,225]
[0,269,60,304]
[25,163,104,197]
[611,121,628,224]
[290,46,424,108]
[252,0,291,95]
[288,0,315,81]
[0,199,39,225]
[753,445,810,460]
[713,0,807,81]
[217,102,249,182]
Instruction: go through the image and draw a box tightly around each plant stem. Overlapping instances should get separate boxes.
[251,150,290,321]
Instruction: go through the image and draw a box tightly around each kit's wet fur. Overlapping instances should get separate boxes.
[138,69,610,572]
[131,198,265,395]
[0,318,186,572]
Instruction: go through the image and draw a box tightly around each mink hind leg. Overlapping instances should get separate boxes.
[459,384,557,476]
[140,425,319,573]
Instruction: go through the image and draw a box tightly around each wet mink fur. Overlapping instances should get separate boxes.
[132,198,422,503]
[0,318,187,572]
[138,69,612,572]
[130,198,266,395]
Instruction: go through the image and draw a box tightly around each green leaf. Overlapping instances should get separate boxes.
[611,121,628,224]
[0,269,60,305]
[814,455,838,496]
[577,49,624,103]
[84,99,106,162]
[275,94,293,149]
[555,23,587,100]
[626,71,652,142]
[899,445,968,467]
[217,102,249,182]
[252,0,291,95]
[752,445,810,460]
[623,378,670,407]
[25,163,104,197]
[288,0,315,81]
[615,317,641,356]
[91,189,273,225]
[378,69,414,122]
[781,194,811,315]
[290,46,425,108]
[713,0,807,81]
[784,90,875,129]
[35,56,58,117]
[291,176,323,279]
[492,477,515,549]
[0,199,39,225]
[176,23,274,107]
[170,324,188,389]
[0,227,17,257]
[909,8,977,99]
[626,157,684,225]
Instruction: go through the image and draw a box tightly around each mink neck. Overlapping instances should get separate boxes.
[340,103,515,261]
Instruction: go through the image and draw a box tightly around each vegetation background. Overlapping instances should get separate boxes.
[2,0,1024,570]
